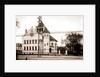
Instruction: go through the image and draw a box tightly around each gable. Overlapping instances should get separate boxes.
[23,26,37,37]
[38,21,50,33]
[50,35,58,42]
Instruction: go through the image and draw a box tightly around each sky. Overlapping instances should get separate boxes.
[16,16,83,46]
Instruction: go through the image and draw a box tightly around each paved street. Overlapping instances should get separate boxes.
[16,55,83,60]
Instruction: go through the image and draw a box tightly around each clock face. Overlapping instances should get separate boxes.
[30,32,34,36]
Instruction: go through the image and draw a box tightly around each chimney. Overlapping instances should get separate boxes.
[25,29,27,33]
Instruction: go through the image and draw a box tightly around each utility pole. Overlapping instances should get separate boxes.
[37,16,44,57]
[38,32,39,57]
[42,35,43,56]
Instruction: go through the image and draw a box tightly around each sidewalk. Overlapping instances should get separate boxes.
[16,55,83,60]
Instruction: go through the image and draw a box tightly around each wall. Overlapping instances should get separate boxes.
[50,41,57,53]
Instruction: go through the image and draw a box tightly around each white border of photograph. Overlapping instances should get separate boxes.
[5,5,95,73]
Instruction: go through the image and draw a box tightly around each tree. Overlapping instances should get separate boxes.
[16,19,20,28]
[65,32,83,56]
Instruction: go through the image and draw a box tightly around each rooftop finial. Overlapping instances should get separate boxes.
[37,16,42,23]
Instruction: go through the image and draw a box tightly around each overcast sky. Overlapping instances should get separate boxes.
[16,16,83,46]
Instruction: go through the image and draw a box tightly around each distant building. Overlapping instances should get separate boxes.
[16,43,22,51]
[16,43,22,55]
[22,17,57,54]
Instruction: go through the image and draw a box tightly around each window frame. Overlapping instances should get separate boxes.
[30,40,31,44]
[35,46,37,50]
[30,46,31,50]
[27,46,28,50]
[32,46,34,50]
[51,43,53,46]
[27,40,28,44]
[35,39,37,44]
[32,40,34,44]
[24,40,26,44]
[24,46,26,50]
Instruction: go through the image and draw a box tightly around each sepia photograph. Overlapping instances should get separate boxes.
[16,16,83,60]
[5,5,95,72]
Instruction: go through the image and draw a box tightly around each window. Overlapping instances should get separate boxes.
[32,40,34,44]
[44,44,46,46]
[24,40,26,44]
[28,40,30,44]
[30,46,31,50]
[41,28,43,31]
[47,43,48,46]
[27,46,28,50]
[30,40,31,44]
[27,40,28,44]
[35,46,37,50]
[39,28,43,32]
[19,47,21,50]
[51,43,53,46]
[24,46,26,50]
[20,44,22,47]
[32,46,34,50]
[35,39,37,44]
